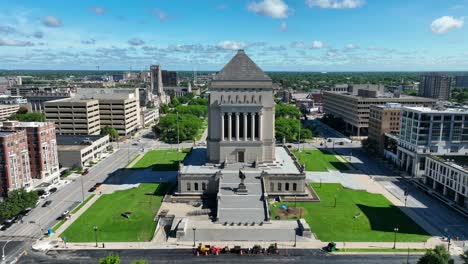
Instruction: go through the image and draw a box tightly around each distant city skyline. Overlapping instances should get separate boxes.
[1,0,468,71]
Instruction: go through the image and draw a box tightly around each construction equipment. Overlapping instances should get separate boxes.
[210,245,222,255]
[250,245,265,254]
[194,243,211,255]
[266,243,279,254]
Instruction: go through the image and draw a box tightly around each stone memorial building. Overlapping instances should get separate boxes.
[177,50,306,223]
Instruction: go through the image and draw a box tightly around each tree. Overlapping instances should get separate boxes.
[175,105,208,118]
[361,138,379,155]
[17,106,28,114]
[276,103,302,119]
[417,245,453,264]
[170,97,180,107]
[101,126,119,141]
[275,118,300,142]
[155,113,203,142]
[99,254,120,264]
[188,97,208,106]
[300,128,312,141]
[8,112,45,122]
[160,103,170,114]
[0,189,38,223]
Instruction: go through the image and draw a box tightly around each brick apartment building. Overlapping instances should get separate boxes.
[0,121,59,196]
[0,130,32,196]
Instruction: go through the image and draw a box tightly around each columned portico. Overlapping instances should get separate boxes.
[243,113,248,141]
[251,112,256,141]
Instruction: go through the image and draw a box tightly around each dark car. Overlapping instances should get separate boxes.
[88,187,96,192]
[42,200,52,207]
[21,207,33,216]
[94,183,102,188]
[82,168,89,176]
[49,187,58,193]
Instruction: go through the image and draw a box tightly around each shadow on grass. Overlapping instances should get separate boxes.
[357,204,430,236]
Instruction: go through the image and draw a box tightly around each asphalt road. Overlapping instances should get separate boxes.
[0,240,26,264]
[19,249,425,264]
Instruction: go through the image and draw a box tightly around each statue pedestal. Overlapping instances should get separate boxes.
[236,182,248,195]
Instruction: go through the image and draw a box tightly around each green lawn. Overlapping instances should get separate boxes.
[60,183,166,242]
[293,148,349,171]
[131,149,188,171]
[271,183,430,242]
[338,248,427,253]
[125,154,140,168]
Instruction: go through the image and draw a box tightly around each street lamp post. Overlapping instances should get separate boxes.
[2,239,12,261]
[192,227,196,247]
[93,225,98,247]
[393,227,399,249]
[80,174,85,202]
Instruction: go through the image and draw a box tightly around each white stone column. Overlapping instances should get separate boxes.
[228,113,232,141]
[235,112,240,141]
[244,113,248,141]
[251,112,256,141]
[259,111,263,141]
[221,113,225,141]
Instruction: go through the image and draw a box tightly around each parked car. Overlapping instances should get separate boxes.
[22,207,33,216]
[88,186,96,192]
[42,200,52,207]
[49,187,58,193]
[82,169,89,176]
[94,183,102,188]
[40,192,50,199]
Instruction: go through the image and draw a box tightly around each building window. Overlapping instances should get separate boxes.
[202,182,206,191]
[187,182,191,191]
[285,183,290,191]
[293,183,297,191]
[270,182,274,192]
[278,183,282,191]
[194,182,199,191]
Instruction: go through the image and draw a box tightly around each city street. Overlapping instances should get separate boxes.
[0,127,197,262]
[19,248,429,264]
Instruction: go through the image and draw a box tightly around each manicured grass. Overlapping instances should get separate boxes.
[338,248,427,253]
[125,154,141,168]
[132,149,188,171]
[61,183,167,242]
[292,149,349,172]
[71,194,95,214]
[270,183,430,242]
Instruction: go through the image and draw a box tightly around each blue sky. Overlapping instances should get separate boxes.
[0,0,467,71]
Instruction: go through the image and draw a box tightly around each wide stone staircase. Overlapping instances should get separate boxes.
[217,170,267,224]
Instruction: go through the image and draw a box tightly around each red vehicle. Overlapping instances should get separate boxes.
[95,183,102,188]
[82,169,89,176]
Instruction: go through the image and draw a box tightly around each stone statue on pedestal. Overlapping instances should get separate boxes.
[237,170,248,194]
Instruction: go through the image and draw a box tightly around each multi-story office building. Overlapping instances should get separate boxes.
[57,134,110,167]
[77,88,141,136]
[322,84,350,93]
[397,106,468,177]
[423,156,467,210]
[140,107,159,127]
[44,98,101,135]
[418,73,452,100]
[0,130,32,196]
[150,65,169,104]
[322,91,436,137]
[0,121,60,187]
[455,75,468,89]
[0,104,20,120]
[368,103,401,154]
[162,70,178,86]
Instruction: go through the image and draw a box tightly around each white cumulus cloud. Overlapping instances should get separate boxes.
[216,41,246,50]
[430,16,464,34]
[0,38,34,47]
[247,0,289,19]
[306,0,365,9]
[42,16,62,27]
[312,40,325,49]
[291,41,306,49]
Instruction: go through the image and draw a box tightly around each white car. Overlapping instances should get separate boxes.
[40,192,50,199]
